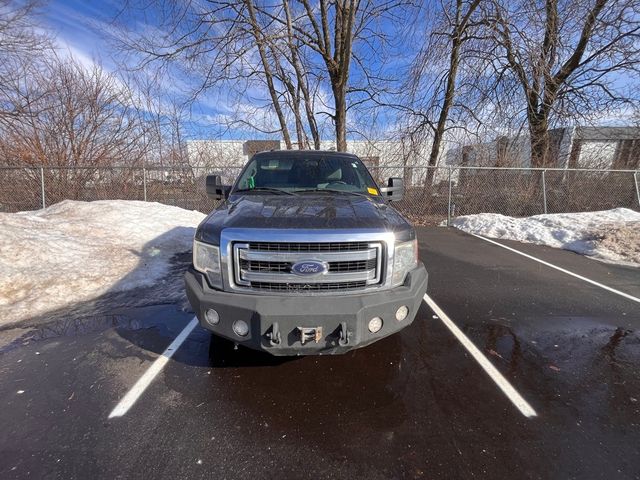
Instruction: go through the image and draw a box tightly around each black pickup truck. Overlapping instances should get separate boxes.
[185,150,428,355]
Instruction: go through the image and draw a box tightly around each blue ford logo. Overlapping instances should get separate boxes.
[291,260,327,276]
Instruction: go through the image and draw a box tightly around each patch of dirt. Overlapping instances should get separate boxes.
[594,222,640,265]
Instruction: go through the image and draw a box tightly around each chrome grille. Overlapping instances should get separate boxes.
[250,281,367,292]
[240,259,289,272]
[329,259,376,272]
[233,241,383,292]
[248,241,370,252]
[239,258,376,273]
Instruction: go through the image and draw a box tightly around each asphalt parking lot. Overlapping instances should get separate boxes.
[1,227,639,479]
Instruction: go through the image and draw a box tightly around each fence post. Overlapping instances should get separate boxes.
[447,166,453,226]
[40,166,46,209]
[542,169,548,214]
[143,167,147,202]
[634,171,640,208]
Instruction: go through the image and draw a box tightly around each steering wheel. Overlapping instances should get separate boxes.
[327,181,348,186]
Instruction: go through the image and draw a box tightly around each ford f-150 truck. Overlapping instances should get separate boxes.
[185,150,428,355]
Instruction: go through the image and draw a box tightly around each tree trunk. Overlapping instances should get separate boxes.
[269,42,308,149]
[292,88,308,149]
[424,0,482,186]
[303,91,321,149]
[333,85,348,151]
[283,0,320,149]
[244,0,292,149]
[529,116,551,167]
[427,36,462,184]
[298,0,356,151]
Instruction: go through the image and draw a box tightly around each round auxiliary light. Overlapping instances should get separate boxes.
[205,308,220,326]
[368,317,383,333]
[395,305,409,322]
[232,320,249,337]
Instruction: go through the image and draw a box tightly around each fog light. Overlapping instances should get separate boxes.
[368,317,383,333]
[395,305,409,322]
[232,320,249,337]
[205,308,220,326]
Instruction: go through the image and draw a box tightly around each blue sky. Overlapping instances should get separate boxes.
[25,0,639,145]
[41,0,118,66]
[37,0,414,142]
[39,0,228,137]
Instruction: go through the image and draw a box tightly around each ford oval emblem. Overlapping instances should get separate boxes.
[291,260,327,276]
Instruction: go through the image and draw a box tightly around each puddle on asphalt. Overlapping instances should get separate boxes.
[0,315,144,354]
[472,316,639,375]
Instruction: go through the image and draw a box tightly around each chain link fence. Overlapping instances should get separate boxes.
[1,165,638,225]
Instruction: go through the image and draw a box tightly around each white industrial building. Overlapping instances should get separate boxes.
[186,139,420,168]
[186,126,639,187]
[444,126,640,170]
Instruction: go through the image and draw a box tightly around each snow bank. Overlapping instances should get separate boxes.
[0,200,205,325]
[451,208,640,267]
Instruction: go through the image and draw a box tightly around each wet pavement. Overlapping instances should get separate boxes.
[0,227,639,479]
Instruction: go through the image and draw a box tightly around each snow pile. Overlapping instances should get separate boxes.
[0,200,205,325]
[451,208,640,266]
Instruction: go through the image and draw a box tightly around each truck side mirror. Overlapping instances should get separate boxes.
[206,175,231,200]
[380,177,404,202]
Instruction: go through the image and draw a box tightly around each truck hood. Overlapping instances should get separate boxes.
[196,194,414,244]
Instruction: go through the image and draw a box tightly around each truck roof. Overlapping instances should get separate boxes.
[252,150,359,160]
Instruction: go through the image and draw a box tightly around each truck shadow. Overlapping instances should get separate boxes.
[205,334,296,367]
[1,227,203,361]
[164,325,413,441]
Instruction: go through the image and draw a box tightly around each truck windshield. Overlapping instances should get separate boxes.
[233,155,380,196]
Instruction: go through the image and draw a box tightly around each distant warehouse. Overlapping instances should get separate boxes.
[444,126,640,170]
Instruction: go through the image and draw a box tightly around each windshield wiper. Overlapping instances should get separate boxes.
[293,188,368,198]
[233,187,296,195]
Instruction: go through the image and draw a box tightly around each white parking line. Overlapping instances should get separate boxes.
[108,317,199,419]
[423,294,538,418]
[470,234,640,305]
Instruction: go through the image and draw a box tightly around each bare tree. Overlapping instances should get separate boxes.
[295,0,359,151]
[239,0,326,149]
[0,56,147,169]
[113,1,299,147]
[243,0,293,148]
[433,0,481,167]
[490,0,640,167]
[283,0,412,151]
[0,0,52,124]
[126,72,195,169]
[269,46,309,148]
[403,0,485,172]
[282,0,321,149]
[114,0,411,151]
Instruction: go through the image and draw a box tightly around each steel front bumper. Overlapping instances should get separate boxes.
[184,263,428,356]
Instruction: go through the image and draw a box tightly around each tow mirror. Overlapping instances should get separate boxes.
[380,177,404,202]
[206,175,231,200]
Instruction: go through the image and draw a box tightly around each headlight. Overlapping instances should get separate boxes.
[392,239,418,287]
[193,240,222,288]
